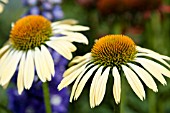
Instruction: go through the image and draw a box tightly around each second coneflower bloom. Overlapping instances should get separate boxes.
[0,15,89,94]
[58,34,170,108]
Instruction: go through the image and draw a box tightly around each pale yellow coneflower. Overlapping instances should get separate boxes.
[0,15,89,94]
[58,34,170,108]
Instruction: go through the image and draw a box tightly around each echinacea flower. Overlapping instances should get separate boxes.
[0,15,89,94]
[58,34,170,108]
[7,52,69,113]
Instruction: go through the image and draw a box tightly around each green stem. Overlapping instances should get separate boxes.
[148,89,157,113]
[43,82,52,113]
[120,76,126,113]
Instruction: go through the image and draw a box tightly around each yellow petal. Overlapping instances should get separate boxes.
[112,67,121,104]
[63,59,90,77]
[46,41,72,60]
[52,24,89,31]
[69,53,91,66]
[0,45,10,57]
[135,58,167,85]
[24,50,34,89]
[38,48,51,81]
[74,65,98,100]
[0,49,11,73]
[58,65,87,91]
[69,64,88,102]
[96,67,110,106]
[51,19,78,27]
[50,39,77,52]
[41,45,55,76]
[34,47,46,82]
[90,66,104,108]
[122,65,145,100]
[136,53,170,68]
[128,63,158,92]
[1,50,22,86]
[136,46,170,60]
[60,31,89,45]
[17,52,26,94]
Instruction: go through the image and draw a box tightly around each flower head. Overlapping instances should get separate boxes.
[0,15,89,94]
[10,15,52,50]
[7,54,69,113]
[91,35,136,66]
[58,34,170,108]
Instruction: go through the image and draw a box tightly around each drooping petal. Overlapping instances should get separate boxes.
[69,53,91,66]
[135,58,167,85]
[112,66,121,104]
[70,64,94,102]
[69,64,88,102]
[51,19,78,27]
[34,47,46,82]
[52,30,64,35]
[24,50,35,89]
[0,49,11,74]
[58,69,82,90]
[136,46,170,60]
[122,65,145,100]
[62,41,77,52]
[41,45,55,76]
[60,31,89,45]
[58,64,93,91]
[136,58,170,78]
[74,65,98,100]
[127,63,158,92]
[136,53,170,68]
[0,44,10,57]
[96,67,110,106]
[0,49,13,66]
[0,50,22,86]
[49,39,77,52]
[36,47,51,81]
[136,46,161,55]
[63,59,91,77]
[17,52,26,94]
[90,66,104,108]
[52,24,89,31]
[46,41,72,60]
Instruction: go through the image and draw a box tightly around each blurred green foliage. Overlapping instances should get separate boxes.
[0,0,26,46]
[0,0,170,113]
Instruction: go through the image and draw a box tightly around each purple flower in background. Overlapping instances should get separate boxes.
[7,49,70,113]
[22,0,64,21]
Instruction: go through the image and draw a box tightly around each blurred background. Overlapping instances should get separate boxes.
[0,0,170,113]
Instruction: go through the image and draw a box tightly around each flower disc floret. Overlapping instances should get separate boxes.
[10,15,52,51]
[91,35,137,66]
